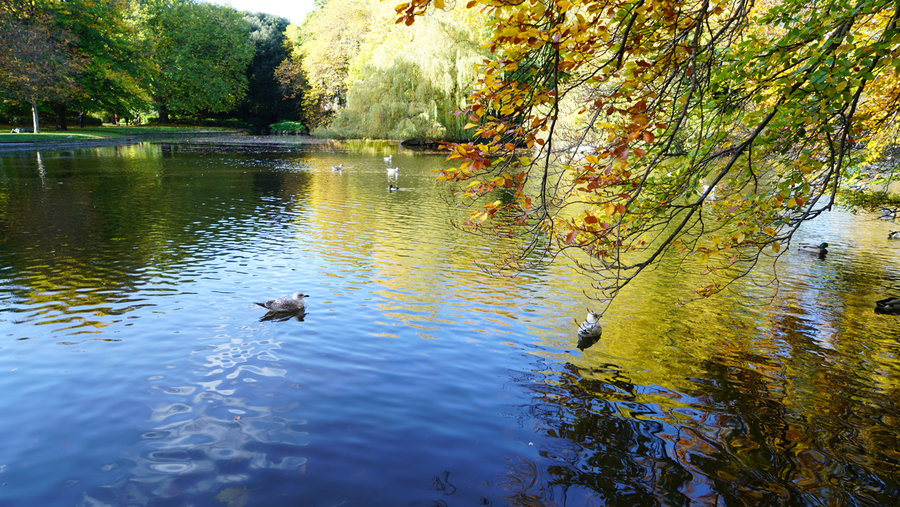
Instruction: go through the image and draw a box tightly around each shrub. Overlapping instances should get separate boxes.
[268,121,308,135]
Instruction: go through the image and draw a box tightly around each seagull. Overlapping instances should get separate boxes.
[383,155,392,163]
[331,164,344,171]
[386,167,399,175]
[255,292,309,312]
[577,312,603,351]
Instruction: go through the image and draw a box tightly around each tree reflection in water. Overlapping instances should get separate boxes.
[507,358,898,505]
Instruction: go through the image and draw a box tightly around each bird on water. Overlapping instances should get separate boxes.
[576,311,603,351]
[255,292,309,312]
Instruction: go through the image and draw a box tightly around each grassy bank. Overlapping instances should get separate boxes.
[0,125,234,143]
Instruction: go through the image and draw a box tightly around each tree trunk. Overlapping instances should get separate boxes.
[31,102,40,134]
[54,102,67,130]
[158,104,169,124]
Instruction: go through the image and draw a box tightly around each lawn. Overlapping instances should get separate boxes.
[0,125,232,143]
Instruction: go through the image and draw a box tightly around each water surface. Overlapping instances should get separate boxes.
[0,143,897,505]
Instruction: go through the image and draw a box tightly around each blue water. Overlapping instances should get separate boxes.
[0,142,897,505]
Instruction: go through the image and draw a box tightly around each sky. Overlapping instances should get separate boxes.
[208,0,317,25]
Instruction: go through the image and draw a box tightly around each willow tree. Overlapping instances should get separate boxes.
[399,0,900,311]
[282,0,486,136]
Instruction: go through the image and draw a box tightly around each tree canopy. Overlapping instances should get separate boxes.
[0,0,150,130]
[0,0,271,126]
[136,0,255,121]
[398,0,900,312]
[0,10,81,132]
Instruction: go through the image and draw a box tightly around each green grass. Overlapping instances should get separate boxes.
[0,124,232,143]
[0,132,107,141]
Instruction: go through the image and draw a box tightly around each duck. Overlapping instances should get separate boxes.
[888,231,900,239]
[386,167,399,175]
[880,207,896,220]
[798,242,828,256]
[576,312,603,351]
[383,155,392,163]
[388,184,399,192]
[874,296,900,315]
[255,292,309,312]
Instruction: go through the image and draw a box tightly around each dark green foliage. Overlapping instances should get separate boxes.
[268,121,307,134]
[48,0,150,119]
[138,0,255,121]
[229,13,299,132]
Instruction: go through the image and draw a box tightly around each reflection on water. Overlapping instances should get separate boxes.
[0,143,898,505]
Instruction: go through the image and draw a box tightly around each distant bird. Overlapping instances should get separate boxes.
[576,312,603,351]
[798,242,828,257]
[386,167,399,176]
[888,231,900,240]
[331,164,344,171]
[255,292,309,312]
[874,296,900,315]
[383,155,392,163]
[388,184,399,192]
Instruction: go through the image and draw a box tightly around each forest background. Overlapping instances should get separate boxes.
[0,0,484,140]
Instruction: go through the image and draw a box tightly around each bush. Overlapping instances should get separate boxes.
[268,121,308,135]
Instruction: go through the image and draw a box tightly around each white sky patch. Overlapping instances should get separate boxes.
[207,0,316,25]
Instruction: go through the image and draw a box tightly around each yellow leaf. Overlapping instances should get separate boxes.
[763,226,776,236]
[434,0,445,9]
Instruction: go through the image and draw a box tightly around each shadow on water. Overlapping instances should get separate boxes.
[259,309,307,322]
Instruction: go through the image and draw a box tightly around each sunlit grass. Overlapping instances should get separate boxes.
[0,125,232,142]
[0,131,107,141]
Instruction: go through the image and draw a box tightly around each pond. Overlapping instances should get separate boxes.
[0,142,897,505]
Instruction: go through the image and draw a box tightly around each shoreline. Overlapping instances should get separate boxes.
[0,131,335,153]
